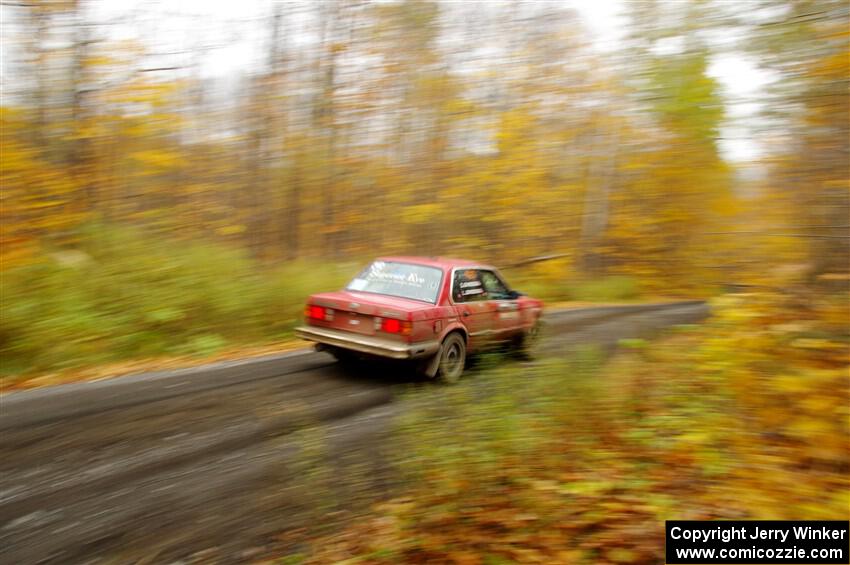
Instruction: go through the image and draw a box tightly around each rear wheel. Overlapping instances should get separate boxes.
[328,347,358,366]
[437,332,466,384]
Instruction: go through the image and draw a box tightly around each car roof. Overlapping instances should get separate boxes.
[376,256,494,270]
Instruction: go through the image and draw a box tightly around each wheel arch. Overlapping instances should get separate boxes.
[420,325,467,380]
[441,323,468,346]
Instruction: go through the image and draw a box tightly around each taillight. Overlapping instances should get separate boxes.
[307,305,333,321]
[380,318,412,336]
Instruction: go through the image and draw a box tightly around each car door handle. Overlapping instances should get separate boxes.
[497,303,517,311]
[462,311,470,317]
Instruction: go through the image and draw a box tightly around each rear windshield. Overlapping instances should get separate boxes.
[346,261,443,303]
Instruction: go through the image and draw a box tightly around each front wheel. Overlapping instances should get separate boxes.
[437,333,466,384]
[514,320,542,360]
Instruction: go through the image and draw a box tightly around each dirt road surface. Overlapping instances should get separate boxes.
[0,301,708,564]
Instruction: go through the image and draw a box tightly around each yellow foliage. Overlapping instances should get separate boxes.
[130,149,180,170]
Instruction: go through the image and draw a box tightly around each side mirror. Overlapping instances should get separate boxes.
[508,290,524,299]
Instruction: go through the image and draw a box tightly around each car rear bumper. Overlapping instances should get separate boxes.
[295,326,440,360]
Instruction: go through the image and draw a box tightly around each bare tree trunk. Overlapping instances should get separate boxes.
[316,1,345,258]
[578,121,618,275]
[68,0,99,227]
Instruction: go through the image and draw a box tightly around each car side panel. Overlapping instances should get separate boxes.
[452,300,498,351]
[493,299,523,339]
[519,297,544,329]
[409,306,455,343]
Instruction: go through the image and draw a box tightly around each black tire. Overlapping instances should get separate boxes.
[437,332,466,384]
[328,347,358,366]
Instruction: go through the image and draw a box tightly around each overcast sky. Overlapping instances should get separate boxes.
[1,0,771,162]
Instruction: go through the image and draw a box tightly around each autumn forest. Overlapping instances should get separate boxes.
[3,1,845,275]
[1,1,848,562]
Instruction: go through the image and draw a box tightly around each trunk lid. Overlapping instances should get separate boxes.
[307,290,433,336]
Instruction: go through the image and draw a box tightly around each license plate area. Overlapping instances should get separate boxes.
[337,312,375,335]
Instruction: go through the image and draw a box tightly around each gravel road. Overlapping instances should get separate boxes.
[0,301,709,564]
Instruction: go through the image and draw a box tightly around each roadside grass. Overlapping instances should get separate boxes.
[513,273,641,304]
[0,228,684,389]
[506,268,697,308]
[566,275,640,302]
[504,263,644,305]
[0,227,356,387]
[296,289,849,564]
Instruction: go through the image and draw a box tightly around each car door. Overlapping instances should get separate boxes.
[479,270,523,341]
[451,268,498,350]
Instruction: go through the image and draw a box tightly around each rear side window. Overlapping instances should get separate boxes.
[453,269,488,303]
[347,261,443,303]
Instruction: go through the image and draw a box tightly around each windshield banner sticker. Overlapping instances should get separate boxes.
[347,261,442,303]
